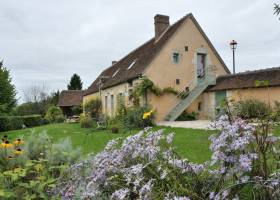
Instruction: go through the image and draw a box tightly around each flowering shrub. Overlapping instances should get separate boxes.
[56,111,280,200]
[56,128,211,199]
[0,132,81,199]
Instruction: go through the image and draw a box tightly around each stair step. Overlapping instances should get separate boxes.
[165,77,215,121]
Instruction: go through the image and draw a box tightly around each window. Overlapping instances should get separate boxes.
[111,95,114,115]
[127,60,136,70]
[185,46,188,52]
[197,53,206,78]
[172,53,180,64]
[128,80,133,87]
[128,89,133,102]
[105,96,108,114]
[176,79,180,85]
[112,69,119,77]
[198,102,202,111]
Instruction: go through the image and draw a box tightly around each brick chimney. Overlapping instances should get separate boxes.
[154,14,170,40]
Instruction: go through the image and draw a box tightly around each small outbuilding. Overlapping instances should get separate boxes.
[57,90,84,117]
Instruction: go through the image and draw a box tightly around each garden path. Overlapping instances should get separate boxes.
[157,120,211,130]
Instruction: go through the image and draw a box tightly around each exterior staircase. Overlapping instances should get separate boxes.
[165,74,216,121]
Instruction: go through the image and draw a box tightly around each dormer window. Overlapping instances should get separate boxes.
[112,69,120,77]
[172,53,180,64]
[127,60,137,70]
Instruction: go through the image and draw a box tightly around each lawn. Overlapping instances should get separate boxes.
[1,123,214,163]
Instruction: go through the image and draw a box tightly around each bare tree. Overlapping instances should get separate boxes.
[23,83,49,103]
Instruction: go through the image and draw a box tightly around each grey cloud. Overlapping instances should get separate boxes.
[0,0,279,102]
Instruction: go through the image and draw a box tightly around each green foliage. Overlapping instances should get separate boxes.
[0,115,44,132]
[162,87,179,95]
[84,98,102,119]
[80,113,93,128]
[71,105,82,115]
[0,159,59,199]
[8,116,24,130]
[176,111,198,121]
[123,105,155,130]
[234,99,271,119]
[0,61,17,115]
[45,106,64,123]
[0,116,10,132]
[46,138,81,166]
[67,73,83,90]
[133,77,181,104]
[23,115,44,127]
[0,132,81,199]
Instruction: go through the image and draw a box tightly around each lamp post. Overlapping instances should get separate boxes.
[230,40,237,74]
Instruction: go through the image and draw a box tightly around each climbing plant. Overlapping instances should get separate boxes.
[133,77,182,105]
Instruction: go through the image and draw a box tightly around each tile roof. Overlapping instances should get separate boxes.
[57,90,84,107]
[208,67,280,91]
[85,13,230,96]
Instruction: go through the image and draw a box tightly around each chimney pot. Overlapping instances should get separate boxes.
[154,14,170,40]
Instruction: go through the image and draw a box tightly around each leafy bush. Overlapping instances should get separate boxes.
[14,102,47,116]
[0,132,80,199]
[8,116,24,130]
[122,106,154,130]
[45,106,64,123]
[176,111,197,121]
[56,113,280,199]
[234,99,270,119]
[84,98,102,119]
[56,129,207,199]
[46,137,81,166]
[0,115,44,132]
[22,115,44,127]
[80,113,93,128]
[71,105,83,115]
[0,116,10,132]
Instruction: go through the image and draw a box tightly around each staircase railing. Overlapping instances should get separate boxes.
[164,65,216,121]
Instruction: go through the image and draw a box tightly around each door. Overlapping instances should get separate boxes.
[215,90,226,117]
[197,53,206,78]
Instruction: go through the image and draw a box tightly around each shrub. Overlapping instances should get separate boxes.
[122,106,155,130]
[234,99,270,119]
[8,116,24,130]
[176,111,197,121]
[46,137,81,166]
[71,105,82,115]
[0,115,44,132]
[80,113,93,128]
[84,98,102,119]
[0,132,81,199]
[0,116,10,132]
[45,106,64,123]
[22,115,44,127]
[56,129,207,199]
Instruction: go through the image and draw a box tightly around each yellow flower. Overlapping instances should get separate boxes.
[14,148,23,155]
[6,156,13,160]
[0,141,13,148]
[143,110,154,119]
[14,138,24,145]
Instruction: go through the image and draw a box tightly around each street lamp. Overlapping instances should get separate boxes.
[230,40,237,74]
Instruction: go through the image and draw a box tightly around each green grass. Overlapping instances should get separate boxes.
[1,123,214,163]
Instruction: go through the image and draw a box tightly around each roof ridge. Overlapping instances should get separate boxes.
[218,66,280,78]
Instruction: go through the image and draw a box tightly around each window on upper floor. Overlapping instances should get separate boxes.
[197,53,206,78]
[172,53,180,64]
[176,79,180,85]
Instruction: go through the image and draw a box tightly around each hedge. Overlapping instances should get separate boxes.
[0,115,47,132]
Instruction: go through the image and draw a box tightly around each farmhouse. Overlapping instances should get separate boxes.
[83,13,280,121]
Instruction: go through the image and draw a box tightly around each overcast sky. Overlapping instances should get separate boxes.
[0,0,279,102]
